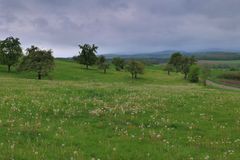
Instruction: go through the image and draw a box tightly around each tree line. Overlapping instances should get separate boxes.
[0,37,145,80]
[165,52,210,85]
[0,36,210,84]
[0,37,54,79]
[73,44,145,79]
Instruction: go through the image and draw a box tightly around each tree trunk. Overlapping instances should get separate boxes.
[131,73,134,79]
[203,80,207,86]
[168,71,170,75]
[8,65,11,72]
[135,73,137,79]
[38,73,42,80]
[104,69,106,74]
[86,64,89,69]
[184,73,187,79]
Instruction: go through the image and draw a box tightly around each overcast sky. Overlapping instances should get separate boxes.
[1,0,240,57]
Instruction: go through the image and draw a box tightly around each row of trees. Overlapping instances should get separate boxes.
[74,44,145,79]
[165,52,210,85]
[0,37,144,80]
[0,37,54,79]
[0,37,209,82]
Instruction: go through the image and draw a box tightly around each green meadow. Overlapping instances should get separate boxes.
[0,60,240,159]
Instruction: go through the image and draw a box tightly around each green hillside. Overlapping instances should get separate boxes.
[0,60,239,159]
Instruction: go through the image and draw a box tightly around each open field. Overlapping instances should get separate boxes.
[0,60,240,159]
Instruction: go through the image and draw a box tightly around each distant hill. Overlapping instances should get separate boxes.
[190,51,240,60]
[103,50,240,62]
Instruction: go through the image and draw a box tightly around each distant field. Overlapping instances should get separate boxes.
[199,60,240,69]
[199,60,240,65]
[198,60,240,88]
[0,60,240,159]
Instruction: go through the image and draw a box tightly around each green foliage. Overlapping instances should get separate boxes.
[181,56,197,79]
[18,45,54,79]
[168,53,197,79]
[0,36,22,72]
[168,52,183,72]
[97,55,109,73]
[77,44,98,69]
[188,65,200,83]
[126,60,144,79]
[112,57,125,71]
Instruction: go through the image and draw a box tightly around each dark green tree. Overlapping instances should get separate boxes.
[168,52,183,72]
[164,64,174,75]
[126,60,144,79]
[97,55,109,74]
[188,65,200,83]
[181,56,191,79]
[77,44,98,69]
[181,56,197,79]
[0,37,22,72]
[18,46,54,80]
[97,55,106,64]
[112,57,125,71]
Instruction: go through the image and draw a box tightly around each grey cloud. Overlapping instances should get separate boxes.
[0,0,240,57]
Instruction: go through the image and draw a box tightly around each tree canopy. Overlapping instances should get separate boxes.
[0,36,22,72]
[112,57,125,71]
[168,52,197,79]
[164,64,174,75]
[126,60,144,79]
[19,46,54,80]
[168,52,183,72]
[77,44,98,69]
[188,65,200,83]
[97,55,109,74]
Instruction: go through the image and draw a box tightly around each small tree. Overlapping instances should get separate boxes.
[19,46,54,80]
[126,60,144,79]
[188,65,200,83]
[182,56,197,79]
[77,44,97,69]
[97,55,109,74]
[0,37,22,72]
[181,56,191,79]
[169,52,183,72]
[164,64,174,75]
[112,57,125,71]
[201,66,211,86]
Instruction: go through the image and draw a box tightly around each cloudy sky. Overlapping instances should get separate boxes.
[0,0,240,57]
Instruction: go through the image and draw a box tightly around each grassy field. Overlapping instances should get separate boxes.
[0,60,240,159]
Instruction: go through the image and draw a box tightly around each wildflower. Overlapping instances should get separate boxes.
[204,155,209,160]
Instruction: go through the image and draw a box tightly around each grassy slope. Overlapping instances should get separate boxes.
[0,60,240,159]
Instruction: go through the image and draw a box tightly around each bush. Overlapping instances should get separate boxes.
[188,65,200,83]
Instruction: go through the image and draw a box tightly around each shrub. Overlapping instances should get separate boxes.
[188,65,200,83]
